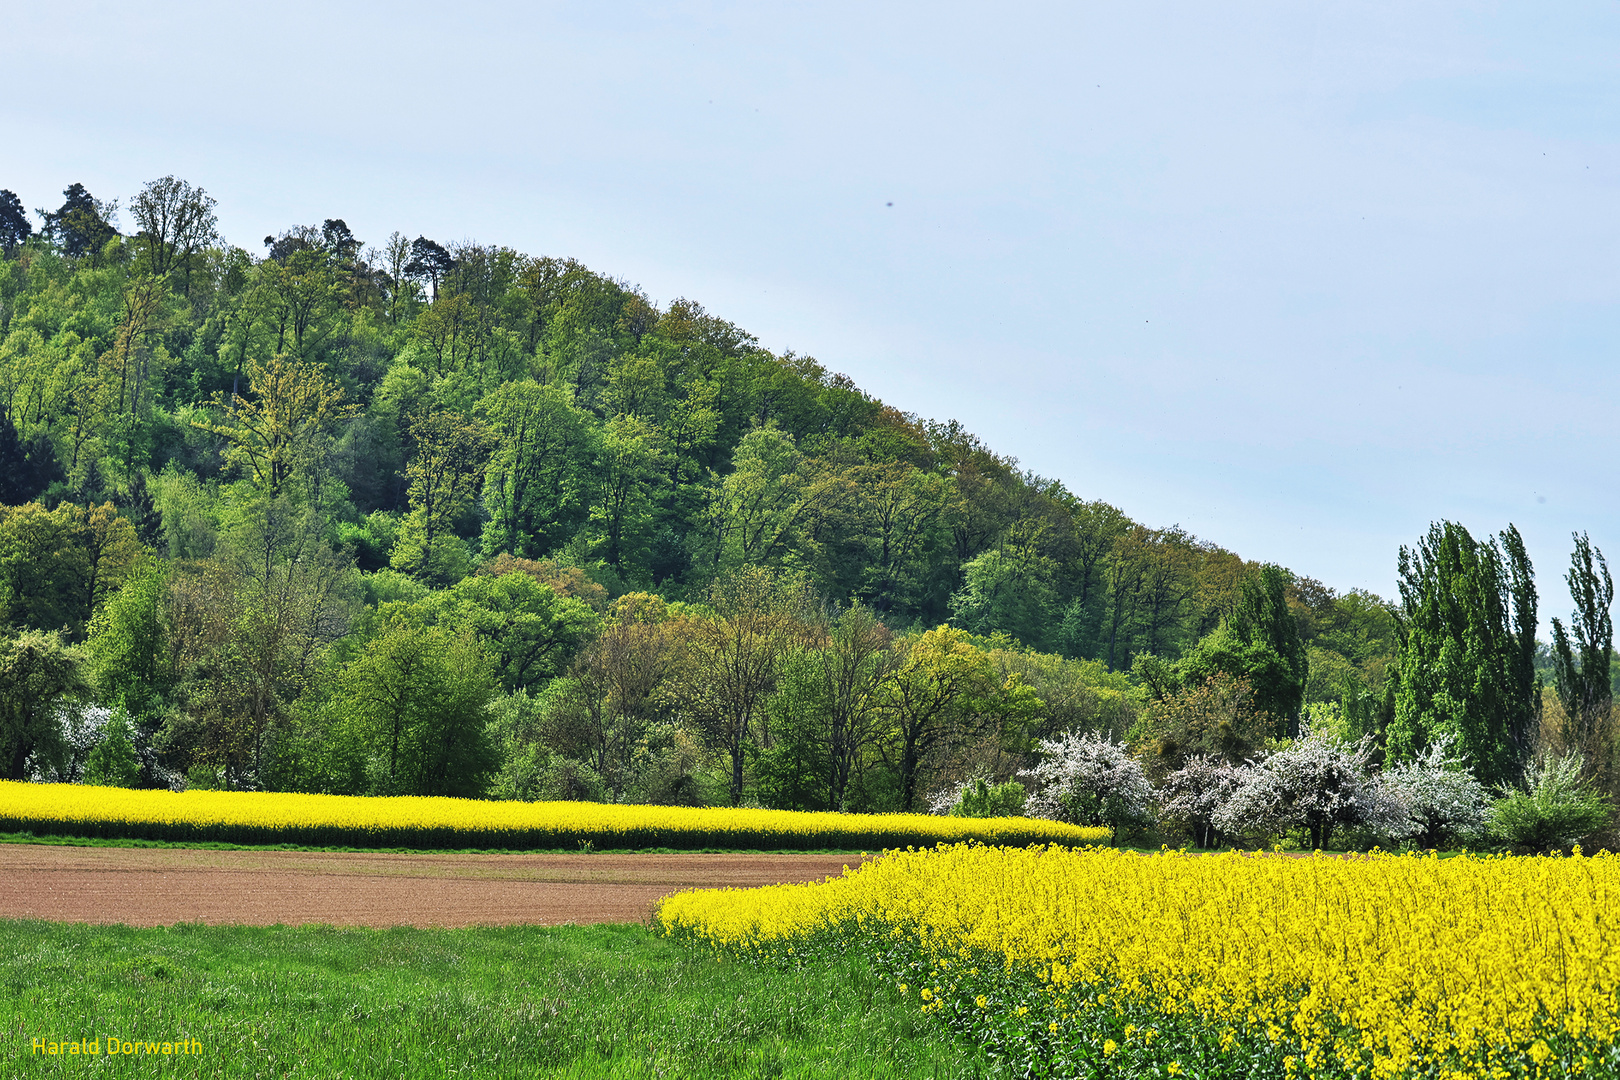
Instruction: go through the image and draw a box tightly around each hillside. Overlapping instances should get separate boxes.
[0,176,1395,809]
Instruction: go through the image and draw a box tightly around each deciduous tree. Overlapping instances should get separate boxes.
[326,615,498,797]
[195,353,356,498]
[671,567,814,805]
[878,625,1036,811]
[128,175,218,287]
[391,410,494,581]
[1389,521,1537,786]
[1550,532,1615,790]
[0,630,90,780]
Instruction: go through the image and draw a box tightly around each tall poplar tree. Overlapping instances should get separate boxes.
[1389,521,1538,785]
[1551,532,1614,785]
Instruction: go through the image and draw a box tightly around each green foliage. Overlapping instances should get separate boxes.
[1174,564,1307,730]
[1130,670,1274,779]
[950,545,1059,650]
[988,646,1140,743]
[82,709,140,787]
[390,409,493,583]
[0,501,143,638]
[1390,522,1538,787]
[320,616,499,797]
[404,569,601,692]
[765,603,894,811]
[0,177,1421,810]
[951,776,1028,818]
[1550,532,1615,785]
[0,629,90,781]
[478,381,593,558]
[1488,751,1612,852]
[1176,623,1300,730]
[85,559,173,721]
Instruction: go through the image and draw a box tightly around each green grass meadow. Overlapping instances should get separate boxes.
[1,920,996,1079]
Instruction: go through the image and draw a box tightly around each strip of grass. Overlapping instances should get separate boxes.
[1,920,996,1078]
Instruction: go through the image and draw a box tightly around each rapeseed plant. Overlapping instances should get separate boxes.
[0,781,1107,850]
[659,843,1620,1077]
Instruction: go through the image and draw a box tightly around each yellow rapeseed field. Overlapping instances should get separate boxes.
[0,781,1108,850]
[659,843,1620,1078]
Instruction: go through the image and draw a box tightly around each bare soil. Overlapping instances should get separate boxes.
[0,845,866,928]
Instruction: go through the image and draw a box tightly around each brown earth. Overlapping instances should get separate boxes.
[0,845,868,928]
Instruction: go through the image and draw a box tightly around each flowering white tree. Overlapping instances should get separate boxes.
[1022,730,1154,841]
[1376,736,1490,849]
[1157,755,1241,848]
[1213,730,1380,849]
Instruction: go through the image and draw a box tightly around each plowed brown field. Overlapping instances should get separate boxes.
[0,844,865,927]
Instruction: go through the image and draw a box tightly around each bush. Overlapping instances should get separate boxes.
[1022,730,1153,841]
[1488,752,1611,853]
[928,774,1027,819]
[534,753,607,803]
[82,710,140,788]
[185,763,226,791]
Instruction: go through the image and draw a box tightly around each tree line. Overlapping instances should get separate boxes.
[0,177,1615,823]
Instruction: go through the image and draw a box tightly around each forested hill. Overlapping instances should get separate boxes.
[0,177,1398,808]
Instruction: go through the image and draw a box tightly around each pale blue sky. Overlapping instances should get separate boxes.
[7,2,1618,620]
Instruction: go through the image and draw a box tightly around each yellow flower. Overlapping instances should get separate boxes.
[652,841,1620,1078]
[0,781,1106,850]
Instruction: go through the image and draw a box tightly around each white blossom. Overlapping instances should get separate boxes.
[1157,755,1241,848]
[1376,736,1490,848]
[1213,730,1379,849]
[1021,730,1154,836]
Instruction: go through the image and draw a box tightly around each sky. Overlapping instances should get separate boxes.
[6,1,1618,622]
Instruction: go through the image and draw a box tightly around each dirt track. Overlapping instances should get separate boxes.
[0,845,865,928]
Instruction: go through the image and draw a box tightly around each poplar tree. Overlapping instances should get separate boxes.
[1550,532,1614,786]
[1389,521,1538,786]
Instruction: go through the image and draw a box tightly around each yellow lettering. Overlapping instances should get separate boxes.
[141,1041,157,1054]
[89,1039,100,1054]
[106,1033,120,1054]
[162,1041,174,1054]
[31,1038,44,1054]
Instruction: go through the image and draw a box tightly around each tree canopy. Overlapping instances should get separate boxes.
[2,174,1580,811]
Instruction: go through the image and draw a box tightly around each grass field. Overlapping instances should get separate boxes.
[1,920,997,1079]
